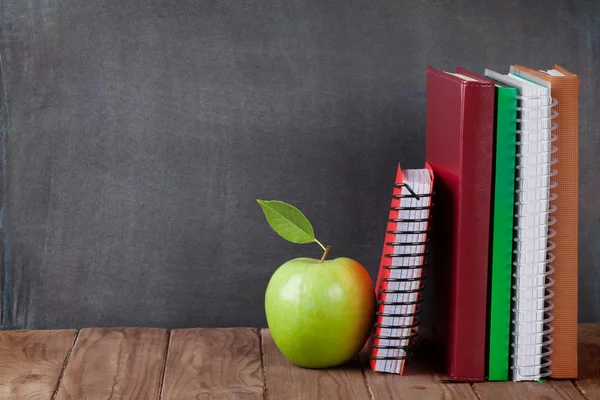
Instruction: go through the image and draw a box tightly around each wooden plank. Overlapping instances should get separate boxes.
[474,380,583,400]
[261,329,370,400]
[161,328,263,399]
[54,328,168,400]
[363,349,479,400]
[0,329,76,400]
[574,323,600,399]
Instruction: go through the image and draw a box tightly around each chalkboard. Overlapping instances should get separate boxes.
[1,0,598,329]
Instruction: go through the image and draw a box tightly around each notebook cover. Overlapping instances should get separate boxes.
[425,66,494,382]
[511,64,579,379]
[457,68,517,381]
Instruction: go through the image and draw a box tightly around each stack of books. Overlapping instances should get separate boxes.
[369,65,579,382]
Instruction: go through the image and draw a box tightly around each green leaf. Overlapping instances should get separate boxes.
[257,200,316,244]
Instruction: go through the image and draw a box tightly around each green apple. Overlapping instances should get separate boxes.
[256,199,376,368]
[265,255,375,368]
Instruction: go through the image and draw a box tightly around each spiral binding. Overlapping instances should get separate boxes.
[370,182,434,363]
[510,94,558,381]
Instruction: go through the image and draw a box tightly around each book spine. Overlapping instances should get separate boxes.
[488,87,518,381]
[548,75,579,379]
[450,82,494,380]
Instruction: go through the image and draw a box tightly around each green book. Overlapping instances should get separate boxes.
[487,83,518,381]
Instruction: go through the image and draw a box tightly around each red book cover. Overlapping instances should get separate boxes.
[425,66,494,381]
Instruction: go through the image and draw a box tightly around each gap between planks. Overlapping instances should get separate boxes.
[50,330,80,400]
[259,328,268,400]
[157,330,172,400]
[360,362,376,400]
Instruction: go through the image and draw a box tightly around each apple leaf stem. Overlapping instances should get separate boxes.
[314,238,327,252]
[320,245,332,263]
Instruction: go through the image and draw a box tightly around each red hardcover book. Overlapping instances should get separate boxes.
[425,66,495,382]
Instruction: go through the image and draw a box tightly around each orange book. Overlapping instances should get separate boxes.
[510,64,579,379]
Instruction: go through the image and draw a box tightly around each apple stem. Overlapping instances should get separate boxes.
[315,238,327,252]
[320,245,331,263]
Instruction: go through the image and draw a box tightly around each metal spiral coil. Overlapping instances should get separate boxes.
[510,94,558,380]
[370,183,434,361]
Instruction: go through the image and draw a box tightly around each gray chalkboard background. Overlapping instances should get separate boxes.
[1,0,598,329]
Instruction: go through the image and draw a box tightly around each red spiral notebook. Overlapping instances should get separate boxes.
[370,163,434,374]
[425,66,494,382]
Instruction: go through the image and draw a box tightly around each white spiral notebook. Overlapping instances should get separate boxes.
[485,69,557,382]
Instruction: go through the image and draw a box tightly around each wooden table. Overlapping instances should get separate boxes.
[0,325,598,399]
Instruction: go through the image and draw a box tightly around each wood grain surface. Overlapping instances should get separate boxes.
[363,350,479,400]
[161,328,263,399]
[574,323,600,399]
[261,329,371,400]
[0,325,597,399]
[54,328,168,400]
[473,380,584,400]
[0,329,76,400]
